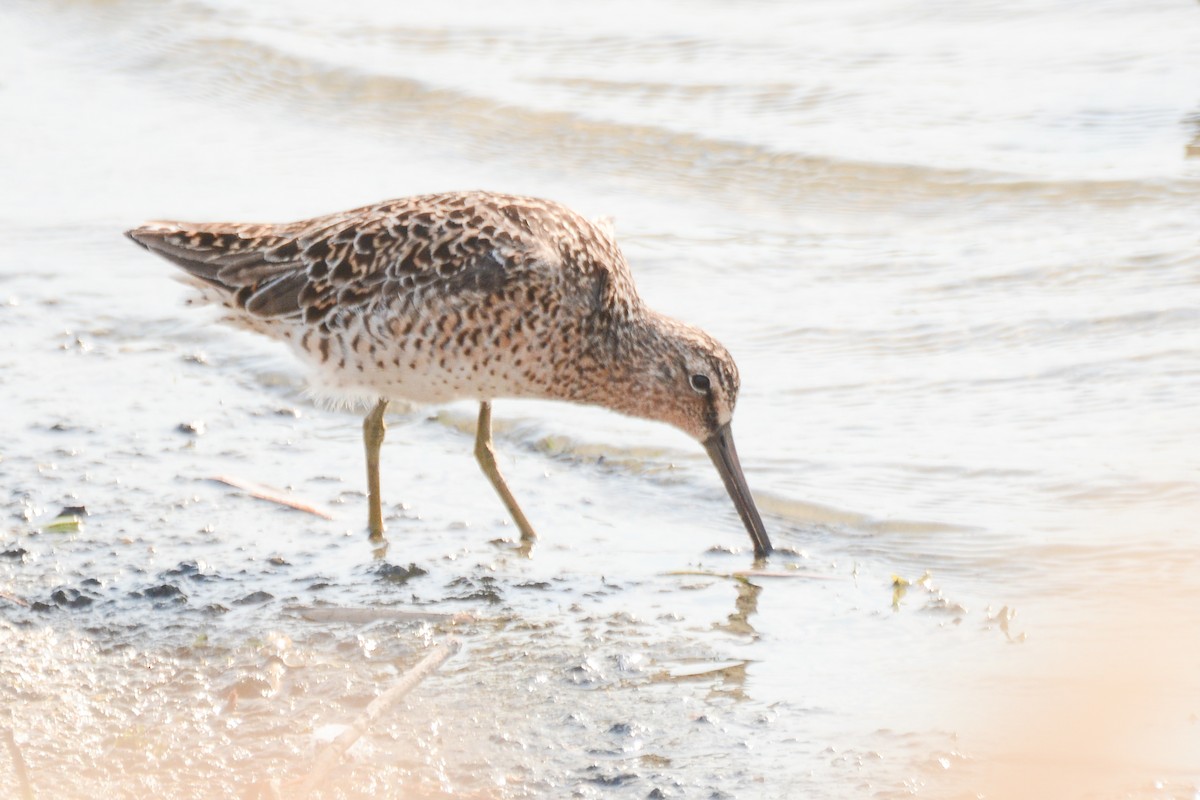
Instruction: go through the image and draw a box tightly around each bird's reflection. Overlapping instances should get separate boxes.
[713,577,762,638]
[370,538,389,561]
[705,660,748,702]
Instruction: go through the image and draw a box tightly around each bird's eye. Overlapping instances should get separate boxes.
[689,374,711,394]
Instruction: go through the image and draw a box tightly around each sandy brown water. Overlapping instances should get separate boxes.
[3,0,1200,797]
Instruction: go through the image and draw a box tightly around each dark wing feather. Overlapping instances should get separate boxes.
[125,224,305,315]
[243,271,310,317]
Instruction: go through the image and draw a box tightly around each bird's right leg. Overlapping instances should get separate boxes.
[474,401,537,543]
[363,398,389,540]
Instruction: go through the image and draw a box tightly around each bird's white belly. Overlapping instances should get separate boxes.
[287,319,547,406]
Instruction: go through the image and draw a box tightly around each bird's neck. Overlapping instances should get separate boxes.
[546,308,682,422]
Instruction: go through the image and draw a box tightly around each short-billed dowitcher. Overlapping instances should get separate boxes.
[127,192,772,558]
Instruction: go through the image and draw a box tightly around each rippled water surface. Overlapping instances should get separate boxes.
[2,0,1199,797]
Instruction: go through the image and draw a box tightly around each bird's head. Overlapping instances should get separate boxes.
[607,316,773,558]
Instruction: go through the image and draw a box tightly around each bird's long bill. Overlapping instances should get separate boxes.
[703,422,773,558]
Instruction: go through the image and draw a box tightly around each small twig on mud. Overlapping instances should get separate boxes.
[0,591,28,608]
[3,725,35,800]
[292,607,474,625]
[210,475,334,519]
[295,638,462,798]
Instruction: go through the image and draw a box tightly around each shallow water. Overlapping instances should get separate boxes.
[2,0,1199,797]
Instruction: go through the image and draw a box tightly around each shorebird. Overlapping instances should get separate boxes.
[127,191,772,558]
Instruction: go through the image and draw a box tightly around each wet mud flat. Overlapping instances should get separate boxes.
[0,492,844,798]
[0,562,808,799]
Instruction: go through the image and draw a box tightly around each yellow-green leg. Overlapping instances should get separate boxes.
[474,401,537,543]
[363,398,389,540]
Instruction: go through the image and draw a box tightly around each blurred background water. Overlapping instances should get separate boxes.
[1,0,1198,797]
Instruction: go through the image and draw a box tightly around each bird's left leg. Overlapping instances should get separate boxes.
[363,398,389,540]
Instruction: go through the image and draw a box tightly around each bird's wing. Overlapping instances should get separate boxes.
[126,196,536,328]
[127,192,641,333]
